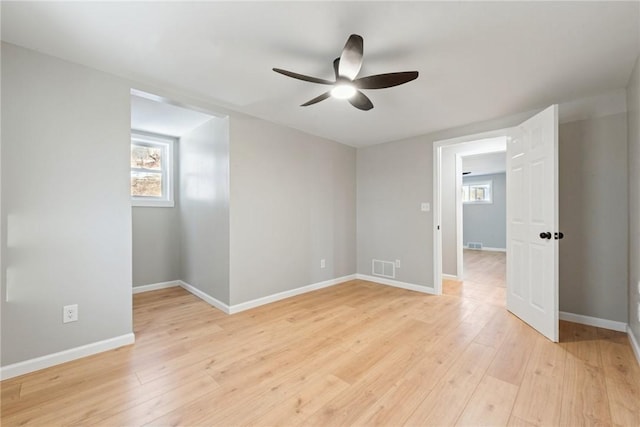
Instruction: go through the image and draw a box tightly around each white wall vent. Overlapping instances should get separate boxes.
[467,242,483,250]
[372,259,395,279]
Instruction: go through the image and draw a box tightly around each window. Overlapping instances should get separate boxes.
[463,180,492,203]
[131,133,174,207]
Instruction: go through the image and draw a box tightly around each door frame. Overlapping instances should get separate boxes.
[432,128,510,295]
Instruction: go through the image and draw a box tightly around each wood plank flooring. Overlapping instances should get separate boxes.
[463,248,506,288]
[445,248,507,308]
[2,279,639,426]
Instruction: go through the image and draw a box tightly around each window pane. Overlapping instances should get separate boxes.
[463,182,492,203]
[131,145,162,170]
[131,171,162,197]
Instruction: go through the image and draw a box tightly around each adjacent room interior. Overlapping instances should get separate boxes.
[447,150,507,305]
[130,92,231,307]
[1,1,640,425]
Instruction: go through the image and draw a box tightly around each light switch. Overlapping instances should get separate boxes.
[421,202,430,212]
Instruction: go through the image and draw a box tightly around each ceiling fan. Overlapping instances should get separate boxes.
[273,34,418,111]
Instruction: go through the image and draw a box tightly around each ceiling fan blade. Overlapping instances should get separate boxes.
[333,58,340,80]
[348,90,374,111]
[273,68,334,85]
[338,34,363,80]
[354,71,419,89]
[301,92,331,106]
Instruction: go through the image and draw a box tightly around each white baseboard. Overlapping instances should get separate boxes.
[482,247,507,252]
[0,333,135,381]
[0,274,356,380]
[179,281,231,314]
[356,274,436,295]
[132,280,180,294]
[464,246,506,252]
[178,275,358,315]
[559,311,627,332]
[628,326,640,366]
[442,274,459,281]
[228,274,357,314]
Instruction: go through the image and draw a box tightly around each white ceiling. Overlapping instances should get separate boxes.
[462,152,506,177]
[2,2,638,147]
[131,94,214,138]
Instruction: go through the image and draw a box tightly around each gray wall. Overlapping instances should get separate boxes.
[357,109,630,322]
[132,135,180,287]
[627,55,640,342]
[357,137,433,285]
[463,173,506,249]
[229,115,356,305]
[180,117,230,304]
[132,207,181,286]
[357,111,534,288]
[1,43,133,365]
[559,113,628,322]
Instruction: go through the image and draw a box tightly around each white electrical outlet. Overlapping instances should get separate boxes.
[63,304,78,323]
[320,259,326,269]
[420,202,430,212]
[395,259,401,268]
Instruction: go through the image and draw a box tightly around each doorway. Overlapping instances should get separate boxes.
[433,134,507,305]
[457,151,507,305]
[433,105,560,342]
[130,89,231,305]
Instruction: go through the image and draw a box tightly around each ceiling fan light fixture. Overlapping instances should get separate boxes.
[274,34,418,110]
[330,83,356,99]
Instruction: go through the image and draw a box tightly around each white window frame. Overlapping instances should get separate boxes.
[462,179,493,204]
[131,132,175,207]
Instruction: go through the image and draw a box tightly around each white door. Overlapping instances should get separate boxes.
[506,105,559,342]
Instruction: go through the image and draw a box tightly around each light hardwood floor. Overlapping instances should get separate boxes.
[444,249,507,307]
[2,280,639,426]
[463,248,506,288]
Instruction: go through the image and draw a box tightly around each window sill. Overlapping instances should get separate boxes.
[132,199,175,208]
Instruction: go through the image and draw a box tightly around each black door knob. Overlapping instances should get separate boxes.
[539,232,552,239]
[555,232,564,240]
